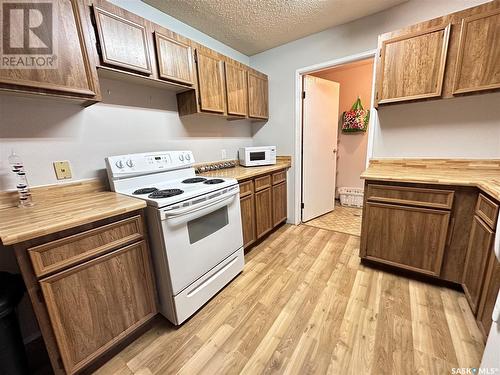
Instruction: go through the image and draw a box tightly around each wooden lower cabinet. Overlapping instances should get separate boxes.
[255,187,273,239]
[240,193,256,248]
[477,252,500,336]
[361,201,450,276]
[239,169,288,248]
[272,181,287,226]
[462,215,494,313]
[12,211,157,375]
[361,181,500,341]
[40,240,156,374]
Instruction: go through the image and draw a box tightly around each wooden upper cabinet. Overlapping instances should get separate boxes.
[154,32,194,86]
[453,8,500,94]
[195,50,225,113]
[225,62,248,117]
[0,0,99,101]
[248,73,269,119]
[377,24,451,104]
[93,6,152,75]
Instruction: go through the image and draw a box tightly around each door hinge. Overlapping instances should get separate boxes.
[302,91,306,99]
[379,49,382,57]
[36,289,44,303]
[193,51,198,64]
[301,203,305,209]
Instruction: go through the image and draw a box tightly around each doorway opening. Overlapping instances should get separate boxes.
[300,56,375,236]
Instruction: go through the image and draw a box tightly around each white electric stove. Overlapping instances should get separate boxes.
[106,151,244,325]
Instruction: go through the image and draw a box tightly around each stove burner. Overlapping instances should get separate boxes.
[133,187,158,195]
[182,177,207,184]
[148,189,184,199]
[204,179,224,185]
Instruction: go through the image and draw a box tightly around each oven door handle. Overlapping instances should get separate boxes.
[161,188,239,222]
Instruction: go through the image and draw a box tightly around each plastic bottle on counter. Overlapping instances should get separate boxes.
[8,151,34,207]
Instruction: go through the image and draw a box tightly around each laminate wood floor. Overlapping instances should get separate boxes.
[95,224,485,375]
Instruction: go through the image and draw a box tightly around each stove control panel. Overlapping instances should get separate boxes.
[106,151,195,177]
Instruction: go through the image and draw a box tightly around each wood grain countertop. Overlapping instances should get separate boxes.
[199,156,292,181]
[362,159,500,201]
[0,180,146,246]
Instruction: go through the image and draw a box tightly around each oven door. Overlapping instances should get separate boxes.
[160,186,243,295]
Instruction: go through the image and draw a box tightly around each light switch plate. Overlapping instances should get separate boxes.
[53,161,72,180]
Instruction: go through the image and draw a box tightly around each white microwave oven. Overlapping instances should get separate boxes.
[239,146,276,167]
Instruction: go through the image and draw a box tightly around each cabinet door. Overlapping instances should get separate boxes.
[154,32,194,86]
[93,6,152,74]
[477,251,500,337]
[225,63,248,117]
[255,188,273,239]
[453,8,500,94]
[196,50,225,113]
[240,194,256,248]
[377,24,451,104]
[272,181,287,227]
[248,73,269,119]
[0,0,98,98]
[362,202,450,276]
[462,215,494,313]
[40,241,156,374]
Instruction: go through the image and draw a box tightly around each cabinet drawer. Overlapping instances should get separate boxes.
[254,175,271,192]
[475,193,499,229]
[272,170,286,185]
[239,180,254,198]
[366,184,454,209]
[29,215,144,277]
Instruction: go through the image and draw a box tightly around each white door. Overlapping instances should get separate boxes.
[302,75,339,222]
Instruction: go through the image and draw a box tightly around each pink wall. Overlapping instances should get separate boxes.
[312,58,374,194]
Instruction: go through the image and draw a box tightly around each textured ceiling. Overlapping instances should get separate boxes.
[143,0,408,55]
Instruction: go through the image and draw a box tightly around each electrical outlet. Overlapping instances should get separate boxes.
[221,149,227,159]
[53,161,72,180]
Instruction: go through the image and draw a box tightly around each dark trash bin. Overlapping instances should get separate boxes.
[0,272,29,375]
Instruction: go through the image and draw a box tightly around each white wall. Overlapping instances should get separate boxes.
[108,0,249,64]
[374,92,500,158]
[0,79,252,189]
[250,0,494,223]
